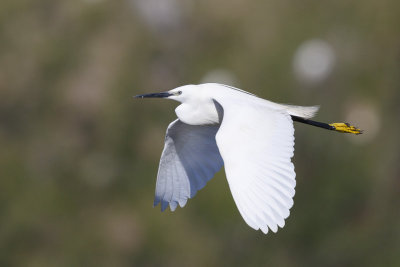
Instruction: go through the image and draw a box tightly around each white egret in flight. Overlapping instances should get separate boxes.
[135,83,362,234]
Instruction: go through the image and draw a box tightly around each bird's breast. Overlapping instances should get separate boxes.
[175,101,222,125]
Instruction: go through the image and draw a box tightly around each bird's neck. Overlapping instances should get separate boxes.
[175,100,222,125]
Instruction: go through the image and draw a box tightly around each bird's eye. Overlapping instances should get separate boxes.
[178,91,182,95]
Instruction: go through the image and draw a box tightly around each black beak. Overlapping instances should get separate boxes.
[133,92,172,99]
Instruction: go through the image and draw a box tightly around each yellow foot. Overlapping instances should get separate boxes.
[329,123,363,135]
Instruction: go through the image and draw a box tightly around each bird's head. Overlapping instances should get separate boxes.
[134,85,197,103]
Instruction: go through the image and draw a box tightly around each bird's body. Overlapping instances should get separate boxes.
[135,83,362,234]
[175,84,319,125]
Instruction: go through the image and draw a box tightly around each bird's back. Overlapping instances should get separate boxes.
[200,83,319,120]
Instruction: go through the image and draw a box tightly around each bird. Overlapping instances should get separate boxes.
[134,83,362,234]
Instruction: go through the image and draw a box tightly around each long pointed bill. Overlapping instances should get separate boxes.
[133,92,172,99]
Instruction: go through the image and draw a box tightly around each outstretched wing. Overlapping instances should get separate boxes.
[154,119,224,211]
[214,97,296,234]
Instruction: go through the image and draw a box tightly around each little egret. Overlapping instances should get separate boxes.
[135,83,362,234]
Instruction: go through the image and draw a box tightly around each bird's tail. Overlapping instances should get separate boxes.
[283,104,320,119]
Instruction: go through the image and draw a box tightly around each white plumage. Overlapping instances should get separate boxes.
[154,120,223,211]
[135,83,319,234]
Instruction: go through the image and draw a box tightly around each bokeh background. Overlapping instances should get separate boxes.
[1,0,399,266]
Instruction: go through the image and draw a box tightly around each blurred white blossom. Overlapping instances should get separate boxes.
[293,39,335,84]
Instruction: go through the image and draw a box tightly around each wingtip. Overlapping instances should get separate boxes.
[169,201,178,212]
[260,225,269,234]
[161,201,168,212]
[179,199,188,208]
[153,198,160,209]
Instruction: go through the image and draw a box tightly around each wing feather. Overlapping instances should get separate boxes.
[213,97,296,233]
[154,119,223,211]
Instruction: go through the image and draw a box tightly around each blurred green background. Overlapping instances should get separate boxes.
[1,0,399,266]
